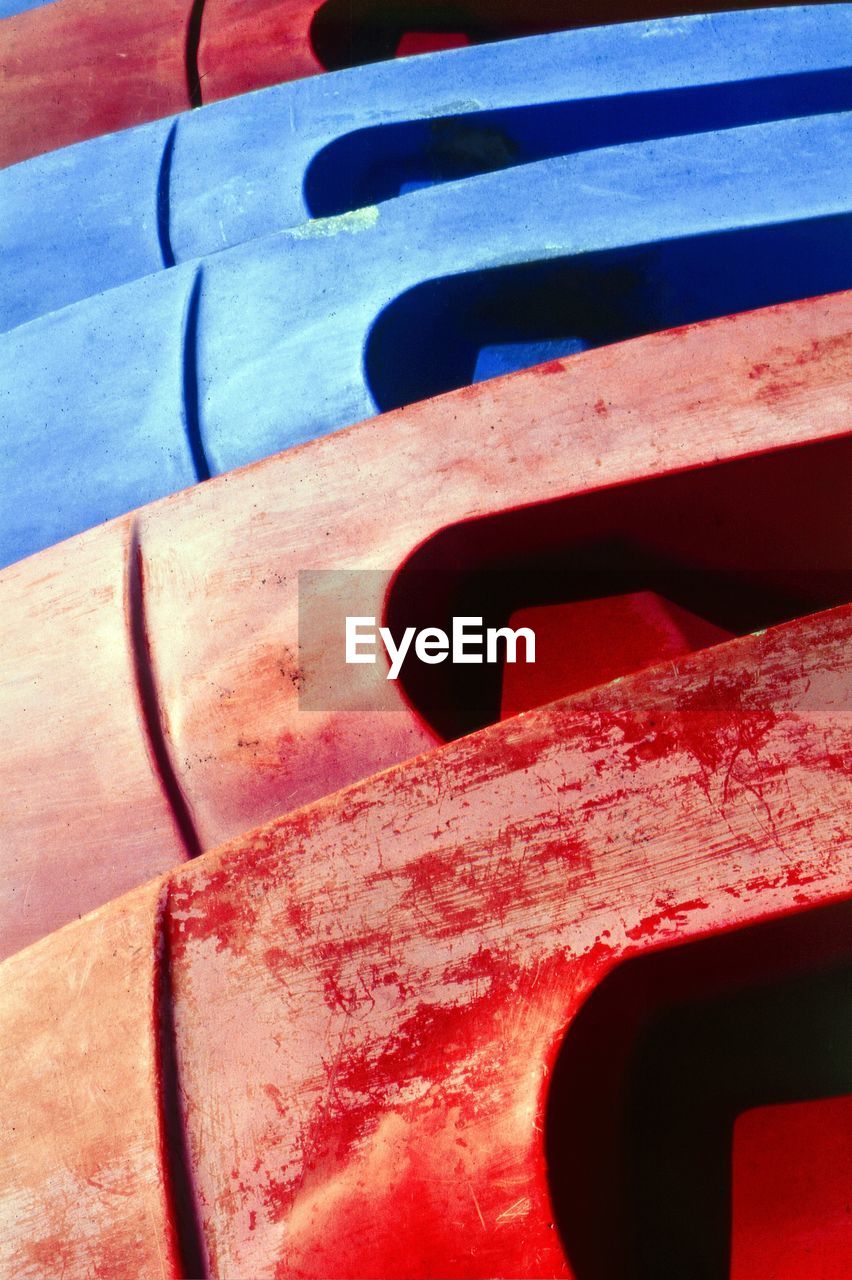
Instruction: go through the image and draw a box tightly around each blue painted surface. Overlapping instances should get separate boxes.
[1,112,851,570]
[0,0,56,16]
[2,7,852,330]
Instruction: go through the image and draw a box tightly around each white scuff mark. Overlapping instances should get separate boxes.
[425,99,483,118]
[467,1178,487,1231]
[287,207,380,240]
[575,182,645,202]
[639,15,697,36]
[495,1196,532,1224]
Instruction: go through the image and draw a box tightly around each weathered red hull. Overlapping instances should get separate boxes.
[0,291,849,959]
[0,0,189,167]
[0,601,848,1276]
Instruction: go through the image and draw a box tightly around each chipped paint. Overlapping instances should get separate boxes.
[2,607,846,1275]
[286,205,380,239]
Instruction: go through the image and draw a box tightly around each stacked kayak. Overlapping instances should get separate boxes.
[0,4,849,1278]
[3,107,852,566]
[4,7,852,328]
[0,605,849,1277]
[1,0,842,163]
[0,289,849,958]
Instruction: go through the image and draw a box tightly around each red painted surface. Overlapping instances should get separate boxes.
[0,0,836,165]
[0,0,190,167]
[732,1095,852,1279]
[0,293,850,958]
[0,604,848,1276]
[500,592,733,718]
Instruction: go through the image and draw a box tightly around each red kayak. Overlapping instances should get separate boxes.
[0,0,840,165]
[0,600,848,1277]
[0,291,849,960]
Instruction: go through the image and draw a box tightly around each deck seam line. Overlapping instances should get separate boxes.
[126,518,204,859]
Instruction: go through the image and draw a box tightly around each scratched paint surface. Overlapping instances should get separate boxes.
[0,605,848,1275]
[0,293,850,958]
[0,0,190,167]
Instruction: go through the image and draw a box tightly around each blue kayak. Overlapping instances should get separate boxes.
[1,112,851,571]
[2,6,852,331]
